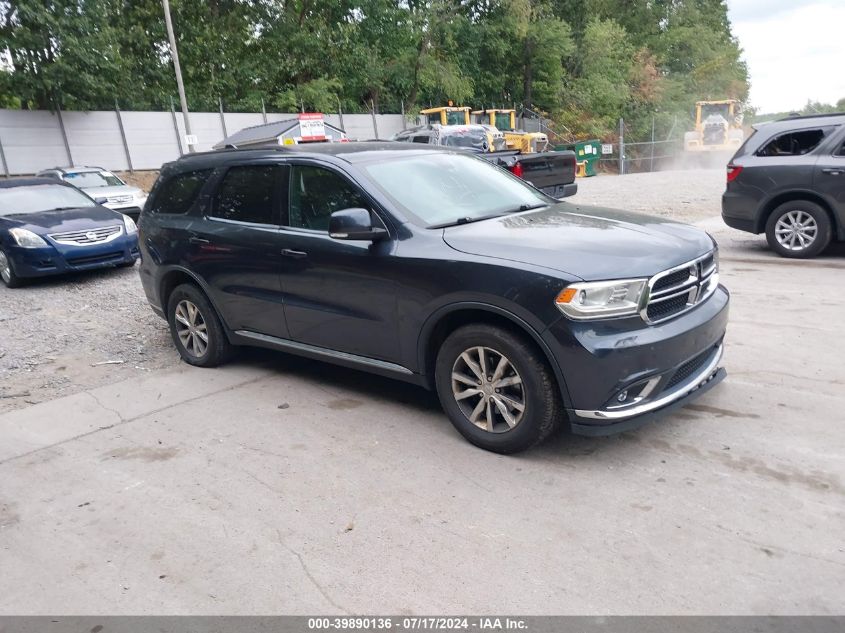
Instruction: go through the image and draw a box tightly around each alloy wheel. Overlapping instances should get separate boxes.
[0,251,10,284]
[174,299,209,358]
[451,346,526,433]
[774,210,818,251]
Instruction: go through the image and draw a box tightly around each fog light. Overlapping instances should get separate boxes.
[617,390,628,403]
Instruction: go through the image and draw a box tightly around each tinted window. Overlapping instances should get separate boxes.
[411,135,431,144]
[288,166,368,231]
[837,139,845,157]
[757,128,830,156]
[148,169,212,215]
[213,165,280,224]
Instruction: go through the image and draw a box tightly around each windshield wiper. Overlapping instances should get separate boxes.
[429,203,547,229]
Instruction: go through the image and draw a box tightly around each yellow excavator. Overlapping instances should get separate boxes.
[684,99,744,152]
[472,108,550,153]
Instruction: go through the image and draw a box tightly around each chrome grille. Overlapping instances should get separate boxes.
[48,225,123,246]
[108,195,132,205]
[642,251,719,324]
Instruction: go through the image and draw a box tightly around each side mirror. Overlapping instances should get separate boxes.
[329,208,387,241]
[94,197,108,205]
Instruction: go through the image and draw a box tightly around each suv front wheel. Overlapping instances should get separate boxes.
[765,200,832,258]
[435,324,563,454]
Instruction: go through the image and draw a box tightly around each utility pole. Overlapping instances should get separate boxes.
[162,0,193,152]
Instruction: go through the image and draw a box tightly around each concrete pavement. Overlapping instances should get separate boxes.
[0,221,843,615]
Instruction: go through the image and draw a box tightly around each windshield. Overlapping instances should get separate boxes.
[495,113,513,131]
[701,104,730,120]
[0,184,96,217]
[362,152,550,228]
[446,111,467,125]
[63,170,124,188]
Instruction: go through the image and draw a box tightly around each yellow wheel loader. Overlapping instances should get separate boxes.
[684,100,744,153]
[472,108,550,153]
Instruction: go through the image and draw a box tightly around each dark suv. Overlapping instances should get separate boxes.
[139,143,728,453]
[722,113,845,258]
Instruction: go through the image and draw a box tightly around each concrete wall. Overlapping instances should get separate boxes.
[0,109,411,175]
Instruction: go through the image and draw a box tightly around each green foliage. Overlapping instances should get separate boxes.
[0,0,751,139]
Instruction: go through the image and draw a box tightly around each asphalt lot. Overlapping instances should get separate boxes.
[1,175,844,614]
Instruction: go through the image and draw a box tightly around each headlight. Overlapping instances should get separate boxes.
[123,214,138,234]
[555,279,647,320]
[135,192,148,205]
[9,228,49,248]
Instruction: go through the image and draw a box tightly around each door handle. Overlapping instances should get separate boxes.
[189,236,210,244]
[281,248,307,259]
[821,168,843,175]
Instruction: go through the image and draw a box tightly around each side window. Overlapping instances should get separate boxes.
[757,128,829,157]
[147,168,212,215]
[213,165,280,225]
[837,138,845,157]
[288,166,368,232]
[412,135,431,144]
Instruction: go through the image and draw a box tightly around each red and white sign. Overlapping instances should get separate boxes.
[298,113,326,141]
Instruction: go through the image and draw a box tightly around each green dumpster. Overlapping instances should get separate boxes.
[555,139,601,176]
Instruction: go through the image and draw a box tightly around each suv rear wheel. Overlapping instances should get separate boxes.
[434,324,562,453]
[765,200,832,258]
[166,283,233,367]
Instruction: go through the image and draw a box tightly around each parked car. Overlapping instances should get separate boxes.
[722,112,845,258]
[36,166,148,220]
[0,178,140,288]
[392,125,577,199]
[139,143,728,453]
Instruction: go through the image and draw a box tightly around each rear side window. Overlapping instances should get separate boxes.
[213,165,280,225]
[757,128,831,157]
[148,169,212,215]
[412,135,431,144]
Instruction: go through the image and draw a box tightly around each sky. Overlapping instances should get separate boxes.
[727,0,845,113]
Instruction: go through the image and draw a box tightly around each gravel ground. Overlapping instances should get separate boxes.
[573,168,725,222]
[0,264,178,413]
[0,168,725,413]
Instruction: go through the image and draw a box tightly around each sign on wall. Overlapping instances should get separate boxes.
[298,113,326,141]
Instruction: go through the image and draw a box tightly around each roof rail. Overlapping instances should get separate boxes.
[778,112,845,121]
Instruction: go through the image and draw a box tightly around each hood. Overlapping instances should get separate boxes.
[442,202,715,280]
[79,185,143,200]
[1,205,125,234]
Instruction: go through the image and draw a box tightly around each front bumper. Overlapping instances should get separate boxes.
[6,235,140,279]
[570,349,726,436]
[543,285,729,435]
[104,202,144,220]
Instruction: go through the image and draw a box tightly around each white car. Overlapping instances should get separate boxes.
[36,166,147,220]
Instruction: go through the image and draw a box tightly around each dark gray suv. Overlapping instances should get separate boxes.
[722,113,845,258]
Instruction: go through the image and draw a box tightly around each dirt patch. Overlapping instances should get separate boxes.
[117,170,159,193]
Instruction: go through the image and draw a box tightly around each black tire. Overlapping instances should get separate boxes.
[434,324,563,454]
[0,248,25,288]
[166,283,234,367]
[765,200,832,259]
